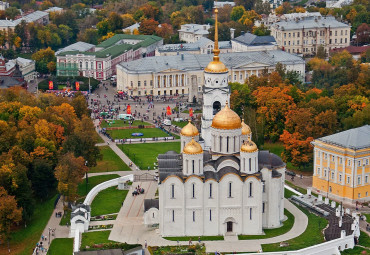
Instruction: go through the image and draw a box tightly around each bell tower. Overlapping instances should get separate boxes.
[201,5,230,149]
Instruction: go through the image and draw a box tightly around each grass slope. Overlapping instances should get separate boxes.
[90,146,130,173]
[81,231,115,249]
[77,174,120,198]
[91,186,128,216]
[47,238,73,255]
[261,206,327,252]
[118,142,181,169]
[100,120,151,128]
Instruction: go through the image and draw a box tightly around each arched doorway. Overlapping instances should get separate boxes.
[213,101,221,115]
[227,221,233,232]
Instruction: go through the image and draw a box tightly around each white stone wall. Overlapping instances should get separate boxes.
[183,153,203,176]
[144,208,159,225]
[211,128,242,155]
[240,151,258,174]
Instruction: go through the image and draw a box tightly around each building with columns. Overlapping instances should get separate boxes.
[143,7,286,237]
[116,50,304,97]
[311,125,370,203]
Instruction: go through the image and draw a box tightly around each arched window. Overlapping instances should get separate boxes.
[209,209,212,221]
[192,160,195,174]
[171,184,175,198]
[172,210,175,222]
[219,136,222,152]
[209,183,213,198]
[228,182,232,198]
[249,158,252,172]
[250,208,252,220]
[249,182,253,197]
[193,211,195,222]
[213,101,221,115]
[329,186,332,192]
[192,183,195,198]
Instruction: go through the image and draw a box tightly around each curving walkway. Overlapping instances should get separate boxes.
[109,196,308,253]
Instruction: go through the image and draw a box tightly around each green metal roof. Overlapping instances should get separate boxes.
[57,34,162,59]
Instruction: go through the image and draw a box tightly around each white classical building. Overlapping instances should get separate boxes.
[145,8,286,237]
[178,24,211,43]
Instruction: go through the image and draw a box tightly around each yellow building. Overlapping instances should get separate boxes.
[312,125,370,203]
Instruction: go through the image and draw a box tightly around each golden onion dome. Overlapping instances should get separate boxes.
[183,138,203,155]
[211,102,242,130]
[241,138,258,153]
[180,120,199,137]
[241,119,252,135]
[204,58,228,73]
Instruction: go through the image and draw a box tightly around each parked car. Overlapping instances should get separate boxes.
[286,170,296,177]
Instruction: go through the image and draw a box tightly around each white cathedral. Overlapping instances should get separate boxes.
[144,7,286,237]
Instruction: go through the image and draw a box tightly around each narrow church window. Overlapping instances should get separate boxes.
[171,184,175,198]
[192,183,195,198]
[250,208,252,220]
[249,158,252,172]
[210,210,212,221]
[249,182,253,197]
[209,183,212,198]
[153,213,155,218]
[226,136,229,152]
[234,136,236,151]
[228,182,232,198]
[193,211,195,222]
[262,182,265,193]
[192,160,195,174]
[262,202,265,213]
[219,137,222,152]
[172,210,175,222]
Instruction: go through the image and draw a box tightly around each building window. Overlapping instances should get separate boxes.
[324,170,327,177]
[193,211,195,222]
[192,183,195,198]
[332,155,335,162]
[79,62,82,68]
[297,32,300,37]
[210,210,212,221]
[262,182,265,193]
[325,153,327,159]
[150,80,153,86]
[331,172,334,179]
[98,63,102,69]
[339,174,342,182]
[249,182,253,197]
[365,175,368,183]
[348,160,351,166]
[262,202,265,213]
[171,184,175,198]
[249,158,252,172]
[317,168,321,175]
[228,182,232,198]
[358,160,361,166]
[358,177,361,185]
[144,80,147,86]
[358,193,361,198]
[209,183,212,198]
[138,81,141,87]
[347,176,350,184]
[329,186,332,192]
[172,210,175,222]
[340,158,343,164]
[130,81,133,87]
[366,159,369,165]
[250,208,252,220]
[192,160,195,174]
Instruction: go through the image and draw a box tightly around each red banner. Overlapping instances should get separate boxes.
[189,108,193,117]
[127,104,131,114]
[75,81,80,91]
[48,81,53,90]
[166,106,171,116]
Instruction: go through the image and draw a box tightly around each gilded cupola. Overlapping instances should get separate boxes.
[180,120,199,137]
[211,102,242,130]
[183,138,203,155]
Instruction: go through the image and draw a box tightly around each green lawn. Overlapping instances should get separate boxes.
[59,209,71,226]
[47,238,73,255]
[100,120,151,128]
[118,142,181,170]
[3,194,57,255]
[107,128,172,139]
[182,109,202,113]
[95,132,105,143]
[261,206,327,252]
[164,236,224,241]
[239,209,294,240]
[285,180,307,195]
[90,146,130,173]
[81,231,115,249]
[172,121,188,128]
[91,186,128,216]
[342,231,370,254]
[77,174,120,198]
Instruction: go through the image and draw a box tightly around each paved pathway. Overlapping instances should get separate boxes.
[35,198,69,253]
[109,186,308,253]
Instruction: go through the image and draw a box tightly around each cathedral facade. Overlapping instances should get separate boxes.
[153,7,286,237]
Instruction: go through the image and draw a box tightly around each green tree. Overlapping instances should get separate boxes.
[231,6,246,22]
[30,159,56,200]
[5,7,19,19]
[316,45,326,59]
[138,19,159,35]
[78,29,99,44]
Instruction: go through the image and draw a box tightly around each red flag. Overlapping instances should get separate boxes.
[189,108,193,117]
[166,106,171,116]
[75,81,80,91]
[127,104,131,114]
[48,81,53,90]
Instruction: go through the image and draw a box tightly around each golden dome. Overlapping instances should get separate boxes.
[211,102,242,130]
[241,138,258,153]
[180,120,199,137]
[183,138,203,155]
[241,119,252,135]
[204,58,228,73]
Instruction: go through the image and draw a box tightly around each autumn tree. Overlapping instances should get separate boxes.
[356,23,370,44]
[253,24,270,36]
[32,47,56,74]
[0,187,22,250]
[55,153,88,203]
[231,6,246,22]
[155,23,174,41]
[139,19,159,35]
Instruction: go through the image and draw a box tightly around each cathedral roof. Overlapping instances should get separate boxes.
[204,155,240,169]
[183,138,203,154]
[211,102,242,130]
[180,120,199,137]
[241,119,252,135]
[258,150,285,169]
[241,138,258,153]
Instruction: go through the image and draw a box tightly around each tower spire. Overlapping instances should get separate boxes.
[213,3,220,61]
